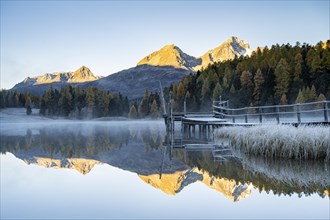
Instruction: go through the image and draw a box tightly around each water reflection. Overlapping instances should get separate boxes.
[1,121,329,201]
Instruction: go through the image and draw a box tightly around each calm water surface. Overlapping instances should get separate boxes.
[1,120,329,219]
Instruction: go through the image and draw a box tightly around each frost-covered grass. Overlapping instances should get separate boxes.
[215,125,330,161]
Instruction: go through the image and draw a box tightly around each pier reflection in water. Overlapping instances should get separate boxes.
[1,121,329,219]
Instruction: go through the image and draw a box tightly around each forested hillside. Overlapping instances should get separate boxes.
[167,41,330,111]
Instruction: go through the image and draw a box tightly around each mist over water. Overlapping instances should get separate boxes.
[1,109,329,219]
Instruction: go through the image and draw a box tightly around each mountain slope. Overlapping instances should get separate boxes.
[11,66,99,95]
[137,44,201,70]
[137,36,251,71]
[87,65,190,99]
[69,66,99,83]
[196,36,251,70]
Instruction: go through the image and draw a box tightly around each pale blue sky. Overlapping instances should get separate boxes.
[1,0,329,89]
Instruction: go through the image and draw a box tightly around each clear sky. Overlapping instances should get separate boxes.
[1,0,329,89]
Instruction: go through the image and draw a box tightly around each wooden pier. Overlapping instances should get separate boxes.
[159,87,330,163]
[162,94,330,139]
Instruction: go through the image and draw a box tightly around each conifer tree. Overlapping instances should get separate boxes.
[149,99,159,118]
[275,58,290,102]
[212,82,223,101]
[295,89,305,103]
[128,105,138,119]
[280,94,288,105]
[59,86,73,116]
[25,96,32,115]
[294,53,303,82]
[253,68,264,105]
[240,70,253,89]
[138,89,150,118]
[317,93,326,101]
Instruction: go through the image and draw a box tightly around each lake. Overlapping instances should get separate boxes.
[1,114,329,219]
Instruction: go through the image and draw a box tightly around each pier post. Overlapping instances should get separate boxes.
[205,125,208,138]
[201,125,204,137]
[192,125,195,137]
[188,125,192,138]
[259,108,263,123]
[323,101,328,122]
[232,110,235,123]
[184,100,186,116]
[276,106,280,124]
[245,114,248,123]
[296,104,301,124]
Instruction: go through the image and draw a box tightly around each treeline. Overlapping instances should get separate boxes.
[1,86,163,119]
[0,89,40,114]
[128,89,162,119]
[167,41,330,111]
[39,85,129,118]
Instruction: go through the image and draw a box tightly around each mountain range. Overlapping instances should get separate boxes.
[137,36,251,71]
[11,36,251,98]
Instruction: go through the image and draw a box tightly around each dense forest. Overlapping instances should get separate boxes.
[38,85,129,118]
[166,41,330,111]
[0,86,162,119]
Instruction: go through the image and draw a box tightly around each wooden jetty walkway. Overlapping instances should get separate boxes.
[161,97,329,163]
[158,81,330,163]
[162,94,329,138]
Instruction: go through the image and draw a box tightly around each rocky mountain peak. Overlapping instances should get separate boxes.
[69,66,99,83]
[137,36,251,71]
[194,36,251,70]
[12,66,100,89]
[137,44,200,70]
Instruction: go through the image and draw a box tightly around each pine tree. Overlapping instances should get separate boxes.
[317,93,326,101]
[128,105,138,119]
[274,58,290,102]
[74,87,85,117]
[85,87,95,117]
[294,53,303,82]
[307,85,317,102]
[280,94,288,105]
[295,89,305,103]
[306,48,321,73]
[138,89,150,118]
[212,82,223,101]
[13,94,19,107]
[149,99,159,118]
[201,78,211,99]
[253,68,264,105]
[59,86,73,116]
[0,90,5,108]
[240,70,253,89]
[25,96,32,115]
[230,84,236,94]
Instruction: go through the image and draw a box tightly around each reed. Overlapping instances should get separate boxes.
[215,125,330,161]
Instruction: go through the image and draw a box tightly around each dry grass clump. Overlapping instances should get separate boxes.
[215,125,330,161]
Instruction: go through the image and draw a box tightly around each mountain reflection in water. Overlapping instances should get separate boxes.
[1,121,329,201]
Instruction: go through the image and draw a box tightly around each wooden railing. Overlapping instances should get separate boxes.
[213,100,330,124]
